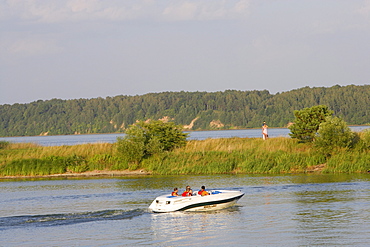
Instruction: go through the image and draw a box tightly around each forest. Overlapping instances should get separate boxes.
[0,84,369,137]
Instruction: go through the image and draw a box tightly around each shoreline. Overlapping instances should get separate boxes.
[0,164,328,179]
[0,169,152,179]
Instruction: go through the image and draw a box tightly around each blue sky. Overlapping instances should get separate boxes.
[1,0,370,104]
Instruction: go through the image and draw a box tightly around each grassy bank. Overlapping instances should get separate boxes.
[1,137,369,177]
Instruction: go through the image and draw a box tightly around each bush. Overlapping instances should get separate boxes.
[116,136,145,164]
[116,120,188,164]
[314,116,357,155]
[363,129,370,148]
[65,155,88,173]
[0,141,9,149]
[289,105,333,142]
[356,129,370,151]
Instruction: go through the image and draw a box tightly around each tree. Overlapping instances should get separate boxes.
[1,85,370,137]
[314,116,357,155]
[116,120,188,164]
[116,126,146,164]
[289,105,333,142]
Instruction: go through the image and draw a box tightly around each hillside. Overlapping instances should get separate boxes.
[0,84,369,137]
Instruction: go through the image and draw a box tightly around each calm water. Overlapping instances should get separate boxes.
[1,174,369,246]
[1,126,368,146]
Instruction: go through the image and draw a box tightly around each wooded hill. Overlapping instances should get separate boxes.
[0,84,369,137]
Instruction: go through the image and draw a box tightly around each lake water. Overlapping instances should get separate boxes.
[1,174,369,246]
[1,127,370,246]
[1,126,369,146]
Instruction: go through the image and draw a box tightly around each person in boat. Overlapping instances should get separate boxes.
[182,185,193,196]
[171,187,179,196]
[198,185,210,196]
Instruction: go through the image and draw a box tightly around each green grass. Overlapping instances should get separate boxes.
[142,151,241,175]
[1,157,67,176]
[1,136,369,176]
[323,152,370,173]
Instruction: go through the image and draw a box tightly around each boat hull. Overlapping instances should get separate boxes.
[149,190,244,213]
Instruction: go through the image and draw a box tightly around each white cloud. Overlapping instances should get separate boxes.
[0,0,250,23]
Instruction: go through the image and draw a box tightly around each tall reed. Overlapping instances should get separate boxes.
[1,136,369,176]
[324,152,370,173]
[141,150,241,175]
[0,157,67,176]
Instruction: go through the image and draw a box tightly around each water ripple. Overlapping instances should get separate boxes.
[0,208,146,229]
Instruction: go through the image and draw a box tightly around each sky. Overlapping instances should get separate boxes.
[1,0,370,105]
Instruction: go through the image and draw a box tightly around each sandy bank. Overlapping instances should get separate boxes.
[0,169,151,179]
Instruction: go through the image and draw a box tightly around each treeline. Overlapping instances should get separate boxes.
[0,84,369,137]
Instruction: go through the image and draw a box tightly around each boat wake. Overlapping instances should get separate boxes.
[0,208,146,229]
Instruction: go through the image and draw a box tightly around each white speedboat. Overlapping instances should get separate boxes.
[149,190,244,213]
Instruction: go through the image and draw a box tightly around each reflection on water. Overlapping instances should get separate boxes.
[149,207,243,246]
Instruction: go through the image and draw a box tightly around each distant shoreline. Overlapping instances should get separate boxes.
[0,125,368,138]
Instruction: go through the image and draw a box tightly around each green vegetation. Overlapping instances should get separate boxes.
[1,84,370,137]
[0,141,9,149]
[1,133,369,177]
[289,105,333,142]
[0,155,84,176]
[116,120,188,164]
[0,143,123,176]
[314,116,359,155]
[1,103,369,177]
[359,129,370,150]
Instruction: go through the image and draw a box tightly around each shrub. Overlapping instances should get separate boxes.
[0,141,10,149]
[64,155,88,173]
[314,116,357,155]
[355,129,370,151]
[289,105,333,142]
[116,120,188,164]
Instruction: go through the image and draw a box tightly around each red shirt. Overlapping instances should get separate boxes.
[198,190,209,196]
[182,191,191,196]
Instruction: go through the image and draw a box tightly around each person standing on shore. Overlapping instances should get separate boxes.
[262,122,268,140]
